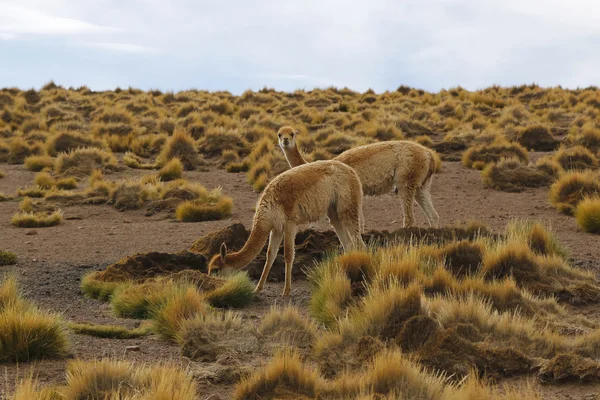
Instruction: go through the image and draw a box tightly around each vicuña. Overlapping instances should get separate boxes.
[277,126,440,227]
[208,160,366,296]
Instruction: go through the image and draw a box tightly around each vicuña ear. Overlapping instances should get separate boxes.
[219,243,227,262]
[292,129,298,136]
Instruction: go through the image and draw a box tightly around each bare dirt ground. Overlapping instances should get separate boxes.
[1,161,600,399]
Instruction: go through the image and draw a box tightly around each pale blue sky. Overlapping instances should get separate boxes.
[1,0,600,93]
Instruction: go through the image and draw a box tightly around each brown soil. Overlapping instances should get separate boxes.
[1,161,600,398]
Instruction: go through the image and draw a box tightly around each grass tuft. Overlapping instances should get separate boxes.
[175,196,233,222]
[0,250,17,266]
[575,196,600,234]
[205,271,255,308]
[158,157,184,181]
[11,210,63,228]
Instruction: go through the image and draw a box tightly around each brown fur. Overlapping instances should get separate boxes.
[277,126,440,227]
[208,160,366,296]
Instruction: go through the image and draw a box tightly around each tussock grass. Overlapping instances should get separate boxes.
[157,128,199,170]
[123,151,155,169]
[80,272,127,301]
[575,196,600,234]
[462,140,529,169]
[24,155,54,171]
[553,145,599,171]
[0,275,68,362]
[63,359,197,400]
[46,131,104,156]
[158,157,183,181]
[234,349,322,400]
[175,196,233,222]
[549,170,600,214]
[516,124,558,151]
[68,321,151,339]
[204,271,254,308]
[259,305,317,347]
[108,179,158,211]
[0,250,17,266]
[482,157,553,192]
[11,209,63,227]
[177,310,243,360]
[150,284,209,340]
[54,147,118,176]
[17,187,46,198]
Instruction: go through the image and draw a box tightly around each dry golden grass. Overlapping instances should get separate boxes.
[46,131,104,156]
[175,196,233,222]
[0,275,68,362]
[549,170,600,214]
[575,196,600,234]
[63,359,197,400]
[462,140,529,169]
[11,209,63,228]
[482,157,553,192]
[157,128,200,170]
[23,155,54,171]
[54,147,118,176]
[157,157,183,181]
[258,305,317,347]
[150,284,209,340]
[553,145,599,171]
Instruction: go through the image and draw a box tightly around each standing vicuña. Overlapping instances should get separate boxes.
[278,126,440,227]
[208,160,366,296]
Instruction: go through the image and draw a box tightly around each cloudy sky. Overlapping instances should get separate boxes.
[1,0,599,94]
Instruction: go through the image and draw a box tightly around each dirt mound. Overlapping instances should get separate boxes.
[94,251,207,282]
[189,223,496,282]
[539,353,600,383]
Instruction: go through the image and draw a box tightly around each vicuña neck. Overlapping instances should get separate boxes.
[225,215,271,269]
[282,145,307,167]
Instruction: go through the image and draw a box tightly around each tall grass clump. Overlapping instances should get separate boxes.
[157,128,200,170]
[575,196,600,234]
[0,275,68,362]
[549,170,600,214]
[205,271,255,308]
[11,209,63,228]
[175,196,233,222]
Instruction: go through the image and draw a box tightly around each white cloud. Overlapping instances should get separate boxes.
[84,42,159,54]
[0,3,120,37]
[2,0,600,92]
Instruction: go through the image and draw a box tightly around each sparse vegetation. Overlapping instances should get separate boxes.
[575,196,600,234]
[11,209,63,227]
[68,322,151,339]
[0,275,68,362]
[0,250,17,266]
[549,170,600,214]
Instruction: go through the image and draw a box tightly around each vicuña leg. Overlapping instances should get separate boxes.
[398,185,417,227]
[255,230,283,294]
[328,207,352,251]
[415,181,440,228]
[282,224,297,296]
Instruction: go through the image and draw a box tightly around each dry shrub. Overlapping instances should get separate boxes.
[337,251,375,284]
[0,275,68,362]
[130,133,168,157]
[8,137,36,164]
[24,155,54,171]
[158,157,183,181]
[109,179,157,211]
[55,147,118,176]
[198,128,248,158]
[63,359,197,400]
[11,210,63,228]
[177,311,243,362]
[234,350,322,400]
[462,140,529,169]
[150,284,209,340]
[46,131,104,156]
[570,124,600,153]
[175,196,233,222]
[157,128,200,170]
[482,158,553,192]
[553,145,599,171]
[575,196,600,234]
[549,170,600,214]
[515,124,559,151]
[259,305,317,348]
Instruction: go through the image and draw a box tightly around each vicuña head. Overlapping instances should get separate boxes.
[208,159,365,296]
[277,126,306,166]
[208,243,228,275]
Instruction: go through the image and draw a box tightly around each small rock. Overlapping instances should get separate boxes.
[25,230,38,236]
[125,345,141,352]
